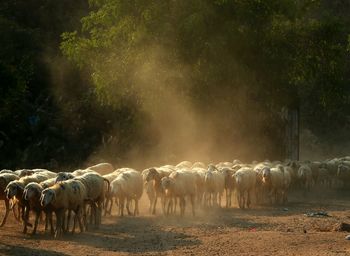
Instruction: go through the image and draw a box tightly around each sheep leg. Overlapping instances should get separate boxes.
[65,210,71,233]
[96,201,102,226]
[54,210,63,238]
[0,199,11,227]
[247,190,251,208]
[181,197,186,216]
[120,197,125,217]
[166,198,171,216]
[22,205,31,234]
[108,198,113,215]
[152,197,157,215]
[32,211,40,235]
[190,195,195,217]
[134,199,139,216]
[126,199,132,216]
[225,189,230,208]
[104,197,109,216]
[161,195,165,215]
[236,192,241,208]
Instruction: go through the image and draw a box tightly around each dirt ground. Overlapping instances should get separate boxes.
[0,187,349,256]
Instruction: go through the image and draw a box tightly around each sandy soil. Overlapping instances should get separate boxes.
[0,187,349,256]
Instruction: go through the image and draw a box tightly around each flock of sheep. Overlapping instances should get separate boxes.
[0,156,349,238]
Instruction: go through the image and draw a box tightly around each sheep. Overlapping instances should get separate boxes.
[110,169,143,216]
[297,165,313,193]
[318,167,331,187]
[55,169,97,183]
[73,173,110,227]
[40,179,87,238]
[216,162,233,169]
[16,169,56,178]
[87,162,114,176]
[161,171,197,216]
[337,164,350,188]
[261,166,290,204]
[145,167,173,215]
[176,161,192,169]
[0,169,14,174]
[22,182,54,235]
[218,167,236,208]
[5,172,55,227]
[191,162,206,169]
[103,169,127,215]
[191,167,206,208]
[233,167,257,209]
[204,167,225,208]
[0,173,20,226]
[253,162,273,204]
[55,170,109,227]
[141,168,156,214]
[40,178,56,189]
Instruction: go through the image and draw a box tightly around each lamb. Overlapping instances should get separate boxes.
[87,162,114,176]
[40,179,87,238]
[204,167,225,208]
[161,171,197,216]
[110,169,143,216]
[0,173,19,226]
[233,167,257,209]
[22,182,54,235]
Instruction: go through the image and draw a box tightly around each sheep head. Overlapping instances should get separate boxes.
[261,167,271,185]
[5,181,22,199]
[55,172,74,183]
[145,168,158,182]
[40,188,55,207]
[23,183,41,201]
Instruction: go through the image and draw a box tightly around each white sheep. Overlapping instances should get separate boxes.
[261,166,290,204]
[110,169,143,216]
[204,167,225,208]
[73,172,110,227]
[218,167,236,208]
[87,162,114,175]
[103,169,128,215]
[233,167,257,209]
[161,171,197,216]
[176,161,192,169]
[297,164,313,192]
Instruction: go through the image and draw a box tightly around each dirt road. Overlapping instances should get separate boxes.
[0,188,349,256]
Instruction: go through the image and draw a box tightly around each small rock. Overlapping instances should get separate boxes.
[283,208,289,211]
[345,235,350,240]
